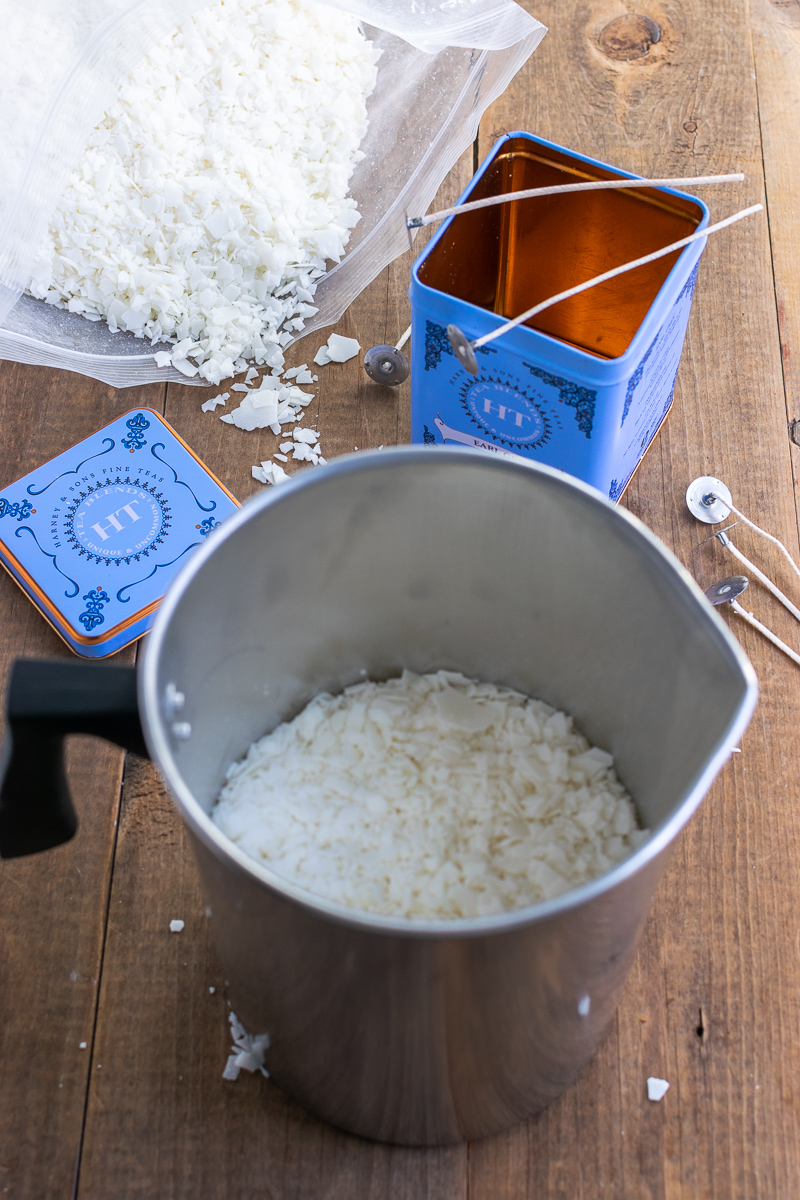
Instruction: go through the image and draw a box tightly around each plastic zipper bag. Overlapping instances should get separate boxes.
[0,0,544,387]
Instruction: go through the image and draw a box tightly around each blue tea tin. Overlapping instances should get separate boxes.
[0,409,239,657]
[410,133,709,500]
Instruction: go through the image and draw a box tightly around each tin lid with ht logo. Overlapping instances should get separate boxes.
[0,409,239,656]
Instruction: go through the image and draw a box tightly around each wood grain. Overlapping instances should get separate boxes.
[0,365,164,1199]
[751,0,800,485]
[469,0,800,1196]
[4,0,800,1191]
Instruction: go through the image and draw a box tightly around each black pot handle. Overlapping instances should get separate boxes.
[0,659,148,859]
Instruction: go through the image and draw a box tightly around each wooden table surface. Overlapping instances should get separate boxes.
[2,0,800,1195]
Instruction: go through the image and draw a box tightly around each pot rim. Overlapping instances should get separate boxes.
[140,446,758,938]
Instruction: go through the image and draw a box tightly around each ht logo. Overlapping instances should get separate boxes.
[91,500,142,542]
[482,397,532,429]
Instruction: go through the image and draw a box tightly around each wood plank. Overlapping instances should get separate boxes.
[11,0,800,1189]
[468,0,800,1196]
[76,159,473,1197]
[751,0,800,471]
[0,364,164,1199]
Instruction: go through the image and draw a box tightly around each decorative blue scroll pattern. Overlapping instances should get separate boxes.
[523,364,596,439]
[621,262,700,429]
[423,320,497,371]
[679,261,700,304]
[79,588,110,632]
[0,498,34,522]
[14,526,79,597]
[25,439,115,496]
[150,444,217,512]
[610,363,683,502]
[121,412,150,452]
[197,517,220,536]
[621,333,659,428]
[116,543,200,604]
[424,321,449,370]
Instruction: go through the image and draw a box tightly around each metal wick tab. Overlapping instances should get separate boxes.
[686,476,733,524]
[704,575,749,605]
[705,573,800,669]
[446,324,479,376]
[364,324,411,387]
[692,474,800,668]
[688,473,800,626]
[363,345,410,386]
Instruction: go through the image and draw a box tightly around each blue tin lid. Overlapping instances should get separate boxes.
[0,409,239,657]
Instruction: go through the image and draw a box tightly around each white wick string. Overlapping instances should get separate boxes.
[395,325,411,352]
[723,499,800,585]
[730,599,800,668]
[471,204,762,351]
[407,173,745,228]
[721,539,800,623]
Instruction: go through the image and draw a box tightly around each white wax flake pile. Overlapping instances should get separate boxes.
[647,1077,670,1102]
[201,391,228,412]
[284,364,315,383]
[314,332,361,365]
[252,460,290,486]
[212,671,648,920]
[222,1011,270,1081]
[221,372,315,432]
[290,426,323,465]
[169,919,185,933]
[27,0,379,385]
[240,373,324,484]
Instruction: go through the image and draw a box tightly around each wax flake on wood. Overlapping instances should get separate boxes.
[647,1077,670,1102]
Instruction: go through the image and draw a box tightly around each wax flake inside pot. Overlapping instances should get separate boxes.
[26,0,379,385]
[212,670,648,919]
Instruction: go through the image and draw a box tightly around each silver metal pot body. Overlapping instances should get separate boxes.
[140,448,756,1144]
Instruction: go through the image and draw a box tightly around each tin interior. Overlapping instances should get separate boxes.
[417,137,704,359]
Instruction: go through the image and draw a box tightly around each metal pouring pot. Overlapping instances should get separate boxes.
[0,448,757,1145]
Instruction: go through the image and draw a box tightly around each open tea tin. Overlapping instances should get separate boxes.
[410,132,709,500]
[0,409,239,656]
